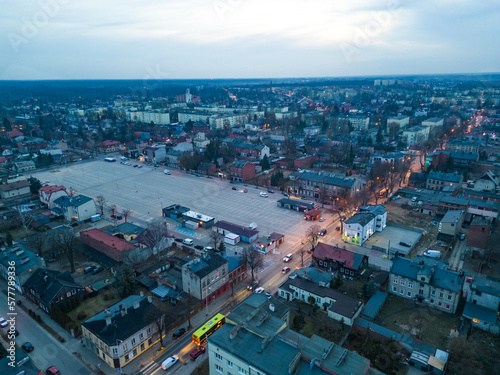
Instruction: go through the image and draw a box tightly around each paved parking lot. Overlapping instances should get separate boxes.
[33,160,318,246]
[363,225,423,255]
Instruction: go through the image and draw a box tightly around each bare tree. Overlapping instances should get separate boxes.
[109,204,117,217]
[239,246,264,282]
[306,224,321,254]
[13,201,38,235]
[146,300,171,350]
[140,219,171,259]
[53,227,76,273]
[121,208,132,223]
[210,230,222,250]
[95,195,106,215]
[26,232,47,256]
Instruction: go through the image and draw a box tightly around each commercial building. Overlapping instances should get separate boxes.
[52,194,97,222]
[389,255,464,313]
[426,172,463,191]
[213,220,259,243]
[82,295,162,370]
[79,228,138,263]
[293,171,361,199]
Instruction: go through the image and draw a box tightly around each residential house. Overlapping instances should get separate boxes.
[445,138,480,154]
[278,275,364,326]
[38,184,69,208]
[474,170,499,192]
[23,269,84,314]
[52,194,97,222]
[343,213,375,246]
[182,253,229,306]
[462,275,500,334]
[98,140,121,153]
[141,144,166,163]
[389,255,464,313]
[197,162,216,176]
[230,141,270,160]
[369,152,407,165]
[293,155,317,170]
[104,222,145,242]
[0,179,31,202]
[213,220,259,243]
[82,295,163,369]
[408,172,428,188]
[312,242,369,279]
[426,172,463,191]
[229,160,256,182]
[438,210,464,238]
[359,205,387,232]
[0,244,46,293]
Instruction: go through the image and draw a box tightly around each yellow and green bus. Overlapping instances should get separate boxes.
[192,313,225,346]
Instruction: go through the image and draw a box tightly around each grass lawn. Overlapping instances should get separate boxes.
[68,287,122,323]
[375,294,460,349]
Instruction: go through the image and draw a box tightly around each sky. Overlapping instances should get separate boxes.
[0,0,499,80]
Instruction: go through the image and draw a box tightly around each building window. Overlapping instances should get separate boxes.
[238,367,246,375]
[408,282,413,289]
[131,339,136,345]
[439,292,444,298]
[215,364,223,374]
[431,289,436,296]
[419,289,424,295]
[215,353,223,362]
[140,343,145,351]
[112,348,118,355]
[392,286,397,293]
[227,360,233,368]
[446,304,450,310]
[393,278,398,284]
[407,291,412,297]
[400,289,404,296]
[447,294,452,301]
[438,302,442,306]
[400,280,405,286]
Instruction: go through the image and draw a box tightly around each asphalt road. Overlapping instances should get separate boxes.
[0,286,92,375]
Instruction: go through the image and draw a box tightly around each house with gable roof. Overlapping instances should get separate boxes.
[312,242,369,279]
[39,184,69,208]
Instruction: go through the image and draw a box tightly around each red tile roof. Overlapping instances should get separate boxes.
[313,242,365,270]
[80,228,136,252]
[39,185,67,194]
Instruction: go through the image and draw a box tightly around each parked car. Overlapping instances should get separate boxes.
[92,266,104,274]
[164,169,171,175]
[194,244,204,250]
[232,187,238,191]
[260,192,268,198]
[174,238,183,243]
[281,267,290,273]
[243,189,248,193]
[46,366,61,375]
[84,266,97,274]
[190,346,206,361]
[161,356,179,370]
[196,174,201,177]
[204,246,214,251]
[0,317,7,327]
[399,241,411,247]
[335,226,340,231]
[319,229,327,236]
[283,253,293,262]
[254,287,265,294]
[319,217,325,222]
[183,239,194,246]
[267,189,274,193]
[265,292,272,299]
[301,196,307,200]
[21,342,34,352]
[172,328,186,339]
[247,280,259,291]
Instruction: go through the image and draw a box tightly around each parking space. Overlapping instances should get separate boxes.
[363,225,422,255]
[32,161,313,245]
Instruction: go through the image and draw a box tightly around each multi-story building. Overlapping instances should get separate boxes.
[438,210,464,238]
[462,275,500,334]
[23,269,84,314]
[229,141,270,161]
[340,114,370,130]
[421,117,444,128]
[294,171,361,199]
[359,205,387,232]
[343,213,375,246]
[473,171,499,192]
[445,138,480,154]
[426,171,463,191]
[207,294,383,375]
[467,216,493,251]
[182,253,229,307]
[52,194,97,222]
[141,144,166,163]
[389,255,464,313]
[98,140,121,153]
[0,244,46,293]
[82,295,162,370]
[126,111,170,125]
[229,160,256,182]
[38,184,69,208]
[386,115,410,132]
[312,242,369,279]
[403,125,430,146]
[369,152,406,165]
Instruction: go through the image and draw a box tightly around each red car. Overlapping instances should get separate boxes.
[243,189,248,193]
[46,366,61,375]
[190,346,206,361]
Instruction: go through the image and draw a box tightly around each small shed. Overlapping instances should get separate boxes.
[303,209,321,221]
[224,232,240,245]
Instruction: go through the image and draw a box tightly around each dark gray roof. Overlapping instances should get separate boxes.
[345,212,374,226]
[53,194,93,207]
[361,291,388,320]
[463,302,498,325]
[359,204,386,217]
[214,220,259,238]
[0,244,44,276]
[470,275,500,297]
[279,277,363,319]
[187,254,227,278]
[81,295,159,345]
[439,195,469,206]
[440,210,464,223]
[390,256,464,293]
[427,171,462,183]
[298,171,355,188]
[23,269,83,306]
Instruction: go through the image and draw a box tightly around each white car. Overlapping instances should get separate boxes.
[259,192,268,198]
[164,169,171,175]
[254,287,265,294]
[183,239,194,246]
[0,317,7,328]
[161,355,179,370]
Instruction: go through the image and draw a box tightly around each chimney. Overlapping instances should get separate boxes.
[140,291,144,297]
[148,296,152,303]
[133,300,140,309]
[120,305,127,317]
[106,317,112,326]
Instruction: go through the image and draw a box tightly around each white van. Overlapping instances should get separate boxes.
[423,250,441,259]
[120,156,127,161]
[161,356,178,370]
[164,169,171,175]
[183,239,194,246]
[249,222,258,230]
[283,253,293,262]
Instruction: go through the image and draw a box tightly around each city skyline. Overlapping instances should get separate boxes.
[1,0,499,80]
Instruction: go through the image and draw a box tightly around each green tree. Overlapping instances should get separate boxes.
[28,177,42,195]
[5,232,13,246]
[3,117,12,132]
[332,274,343,289]
[218,240,226,253]
[364,280,376,298]
[118,266,135,297]
[260,155,270,170]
